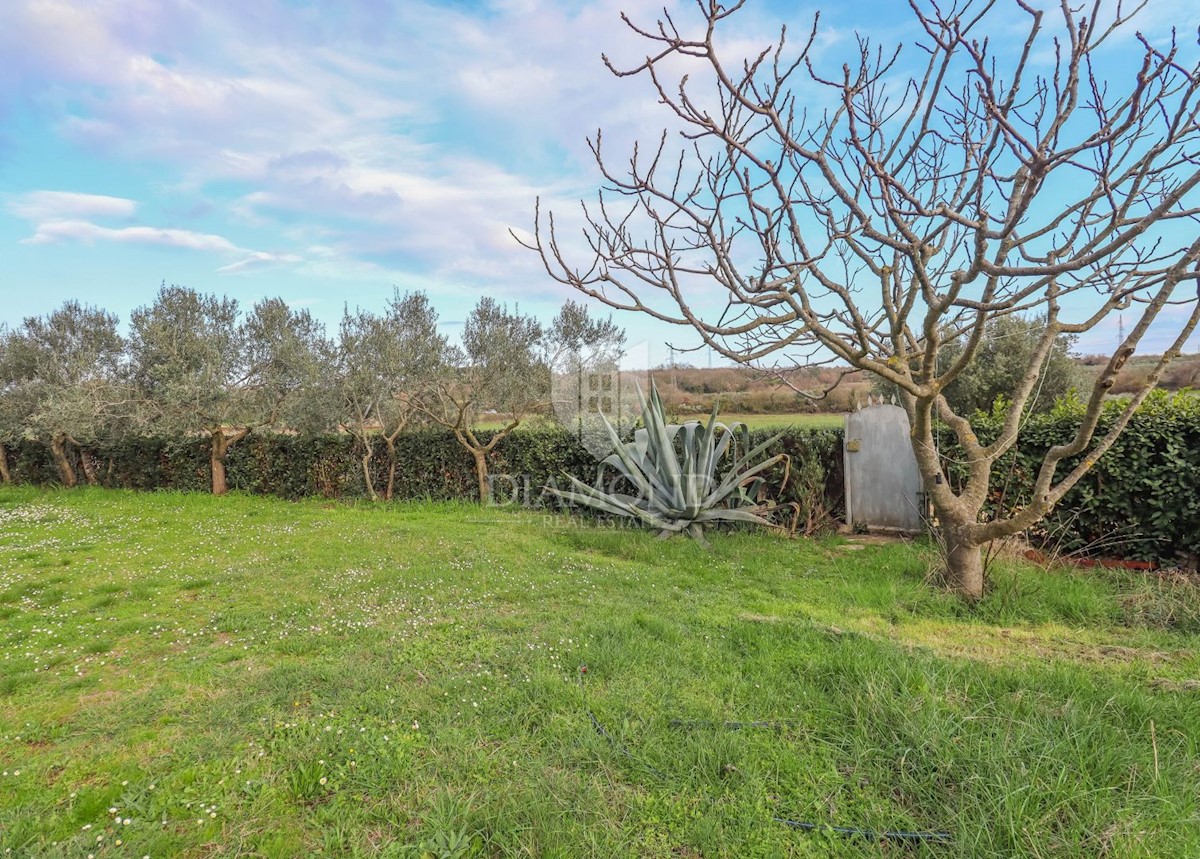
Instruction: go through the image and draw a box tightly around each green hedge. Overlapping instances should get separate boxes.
[942,392,1200,566]
[0,425,846,529]
[7,396,1197,565]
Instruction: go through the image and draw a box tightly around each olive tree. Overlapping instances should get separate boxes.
[0,302,127,486]
[129,285,325,495]
[524,0,1200,600]
[875,315,1084,416]
[0,326,18,483]
[939,316,1085,417]
[547,300,628,443]
[331,290,447,500]
[418,297,549,502]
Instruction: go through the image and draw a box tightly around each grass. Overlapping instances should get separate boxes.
[1,487,1198,857]
[690,412,844,430]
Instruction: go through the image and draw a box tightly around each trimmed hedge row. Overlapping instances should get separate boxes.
[942,392,1200,567]
[1,425,846,529]
[9,394,1194,566]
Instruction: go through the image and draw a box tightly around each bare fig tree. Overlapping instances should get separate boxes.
[522,0,1200,600]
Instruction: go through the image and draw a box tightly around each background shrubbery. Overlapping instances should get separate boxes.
[942,391,1200,567]
[7,391,1198,567]
[1,425,847,530]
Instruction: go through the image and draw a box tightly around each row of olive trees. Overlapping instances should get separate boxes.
[0,285,624,499]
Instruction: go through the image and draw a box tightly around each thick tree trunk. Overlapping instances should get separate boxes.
[360,439,377,502]
[0,442,11,484]
[50,434,78,488]
[908,398,989,602]
[384,436,398,502]
[79,450,99,486]
[211,432,229,495]
[940,521,985,602]
[472,449,490,504]
[210,427,252,495]
[446,423,511,505]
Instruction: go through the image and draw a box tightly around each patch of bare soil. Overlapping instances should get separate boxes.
[837,530,916,546]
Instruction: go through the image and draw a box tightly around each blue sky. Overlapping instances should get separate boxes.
[2,0,1198,365]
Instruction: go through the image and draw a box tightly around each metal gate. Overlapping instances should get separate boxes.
[843,401,924,532]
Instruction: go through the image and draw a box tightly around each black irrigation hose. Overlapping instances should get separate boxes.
[774,818,953,844]
[669,718,804,731]
[577,665,953,847]
[578,667,668,780]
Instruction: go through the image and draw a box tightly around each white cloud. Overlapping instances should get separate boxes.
[8,181,302,274]
[216,250,303,273]
[22,219,239,252]
[18,217,301,277]
[8,191,137,221]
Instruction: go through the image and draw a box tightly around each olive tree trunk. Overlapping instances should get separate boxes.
[452,424,518,505]
[471,448,490,504]
[209,427,251,495]
[50,433,77,488]
[78,448,100,486]
[382,421,412,502]
[358,434,378,502]
[0,443,11,484]
[383,435,398,502]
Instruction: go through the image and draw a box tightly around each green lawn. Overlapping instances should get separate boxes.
[1,487,1198,857]
[694,412,844,430]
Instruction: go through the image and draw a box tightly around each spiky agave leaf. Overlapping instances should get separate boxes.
[551,475,692,532]
[547,380,791,542]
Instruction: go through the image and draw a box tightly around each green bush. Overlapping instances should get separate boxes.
[9,392,1195,567]
[941,391,1200,566]
[0,425,845,530]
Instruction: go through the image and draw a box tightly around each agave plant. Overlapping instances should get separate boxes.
[550,381,794,542]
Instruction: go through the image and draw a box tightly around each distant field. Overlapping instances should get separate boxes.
[693,411,845,430]
[475,412,846,431]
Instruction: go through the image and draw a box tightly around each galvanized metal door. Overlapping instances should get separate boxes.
[843,402,924,532]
